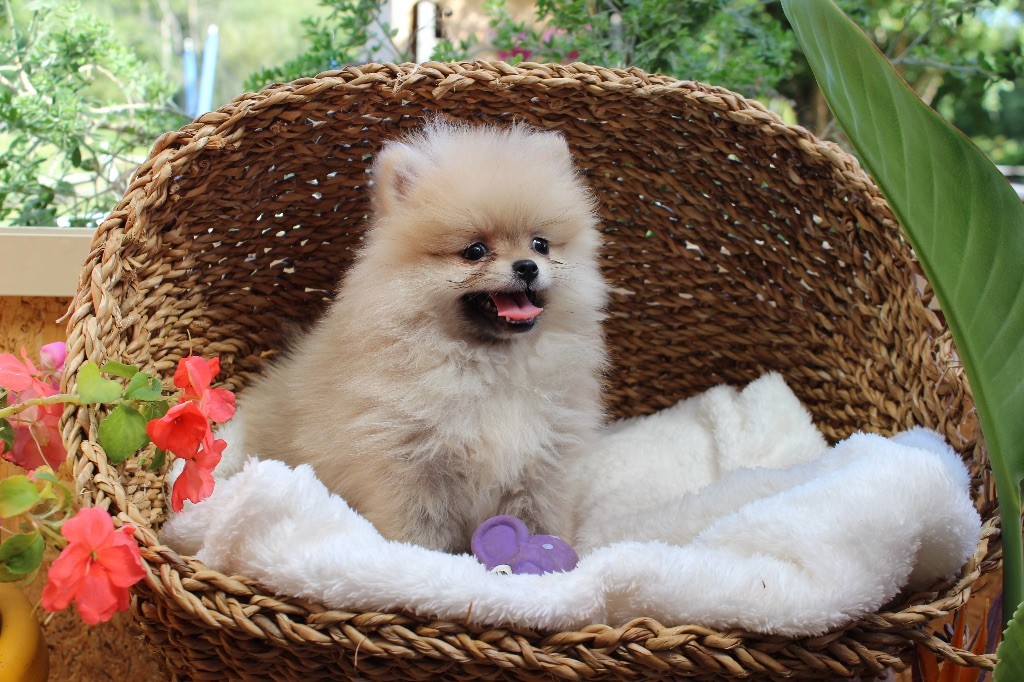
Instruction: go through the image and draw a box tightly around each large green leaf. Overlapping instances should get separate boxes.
[781,0,1024,630]
[97,404,150,464]
[0,531,44,581]
[77,360,124,404]
[0,475,39,518]
[997,598,1024,681]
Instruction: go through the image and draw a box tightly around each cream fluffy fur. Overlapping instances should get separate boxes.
[236,121,607,552]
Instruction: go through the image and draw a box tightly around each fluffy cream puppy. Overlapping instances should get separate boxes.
[238,120,607,552]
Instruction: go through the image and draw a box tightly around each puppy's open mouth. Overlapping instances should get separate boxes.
[461,290,545,335]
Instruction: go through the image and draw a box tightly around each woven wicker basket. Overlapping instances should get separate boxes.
[64,61,1000,680]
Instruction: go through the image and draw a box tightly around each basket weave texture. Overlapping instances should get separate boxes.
[64,61,999,680]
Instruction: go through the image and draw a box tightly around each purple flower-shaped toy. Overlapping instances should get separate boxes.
[471,515,578,575]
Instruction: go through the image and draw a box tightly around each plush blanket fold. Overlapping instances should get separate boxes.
[162,373,981,636]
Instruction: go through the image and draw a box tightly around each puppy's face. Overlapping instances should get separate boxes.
[361,122,604,343]
[445,217,569,341]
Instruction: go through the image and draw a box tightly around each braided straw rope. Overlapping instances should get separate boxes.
[64,61,999,679]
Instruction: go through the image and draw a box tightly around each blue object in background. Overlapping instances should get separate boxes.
[183,37,198,117]
[197,25,219,116]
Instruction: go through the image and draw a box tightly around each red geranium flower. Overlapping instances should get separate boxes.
[170,437,226,512]
[0,349,68,470]
[146,401,212,457]
[40,507,146,625]
[173,355,218,401]
[173,356,235,423]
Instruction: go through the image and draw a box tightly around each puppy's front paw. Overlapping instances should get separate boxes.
[499,494,572,542]
[394,508,472,554]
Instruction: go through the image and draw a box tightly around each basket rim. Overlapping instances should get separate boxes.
[61,59,999,677]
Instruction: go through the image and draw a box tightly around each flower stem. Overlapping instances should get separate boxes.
[0,394,82,419]
[35,519,65,547]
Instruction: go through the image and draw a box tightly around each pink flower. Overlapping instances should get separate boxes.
[0,352,35,392]
[146,401,212,457]
[39,341,67,391]
[173,356,235,422]
[170,438,225,512]
[498,46,533,61]
[540,27,564,42]
[1,348,67,470]
[38,342,67,373]
[4,402,65,470]
[40,507,146,625]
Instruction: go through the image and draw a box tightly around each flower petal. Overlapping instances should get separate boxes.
[170,459,216,512]
[39,428,68,470]
[96,542,146,588]
[146,401,210,456]
[38,342,67,374]
[41,543,91,612]
[4,396,67,470]
[41,570,79,612]
[74,567,124,625]
[194,438,226,470]
[61,506,115,549]
[173,356,220,401]
[200,387,236,423]
[0,353,34,391]
[6,426,47,471]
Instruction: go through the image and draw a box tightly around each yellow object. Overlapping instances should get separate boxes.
[0,583,49,682]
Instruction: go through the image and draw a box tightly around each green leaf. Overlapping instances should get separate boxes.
[139,400,170,422]
[996,598,1024,681]
[0,531,44,579]
[782,0,1024,622]
[29,469,73,508]
[0,476,40,517]
[100,361,139,380]
[97,404,150,464]
[0,418,13,453]
[146,448,166,472]
[77,360,124,404]
[123,371,163,401]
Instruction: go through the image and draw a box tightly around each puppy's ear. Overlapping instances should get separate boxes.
[371,141,428,215]
[536,130,576,167]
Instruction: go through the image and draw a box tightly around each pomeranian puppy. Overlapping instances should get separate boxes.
[236,120,607,552]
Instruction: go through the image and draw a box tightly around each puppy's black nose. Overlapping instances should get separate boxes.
[512,259,539,283]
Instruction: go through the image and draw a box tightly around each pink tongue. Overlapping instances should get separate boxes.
[490,292,544,321]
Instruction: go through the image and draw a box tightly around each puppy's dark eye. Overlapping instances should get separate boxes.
[532,237,549,255]
[462,242,488,261]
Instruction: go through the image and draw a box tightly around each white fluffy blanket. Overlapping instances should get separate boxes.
[162,373,981,636]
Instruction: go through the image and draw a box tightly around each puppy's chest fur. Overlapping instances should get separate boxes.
[373,343,582,481]
[381,343,592,538]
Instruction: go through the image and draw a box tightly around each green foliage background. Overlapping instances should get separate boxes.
[76,0,325,110]
[0,0,182,225]
[242,0,1024,168]
[0,0,324,227]
[2,0,1022,227]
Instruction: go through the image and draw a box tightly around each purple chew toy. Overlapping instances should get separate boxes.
[471,515,578,575]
